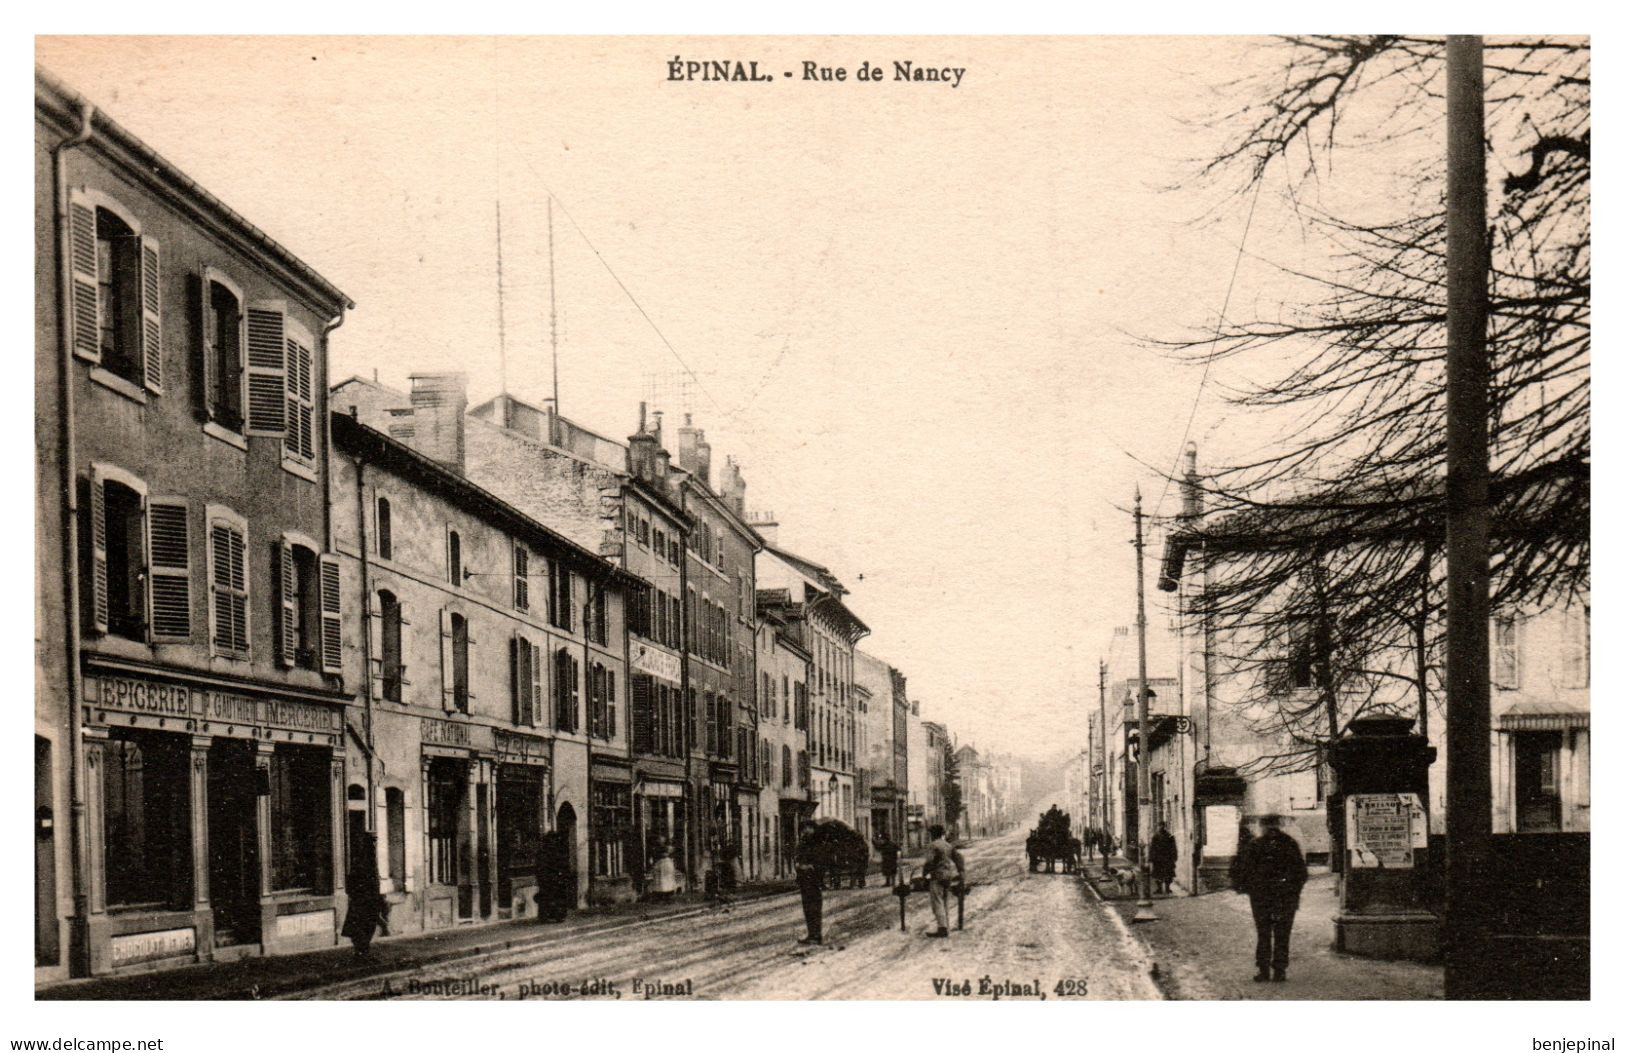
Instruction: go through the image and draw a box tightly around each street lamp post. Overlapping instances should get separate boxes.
[1133,488,1158,923]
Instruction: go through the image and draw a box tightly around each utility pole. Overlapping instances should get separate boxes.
[1444,34,1491,1000]
[1098,659,1109,847]
[1133,487,1157,923]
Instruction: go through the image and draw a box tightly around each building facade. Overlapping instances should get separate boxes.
[330,410,635,930]
[36,72,354,978]
[755,607,813,877]
[855,650,908,847]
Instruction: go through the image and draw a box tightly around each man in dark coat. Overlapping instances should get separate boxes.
[794,821,824,945]
[341,832,389,957]
[535,831,574,924]
[1150,823,1178,894]
[877,835,899,887]
[1231,814,1308,982]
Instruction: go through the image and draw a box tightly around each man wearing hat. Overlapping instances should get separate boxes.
[1230,814,1308,982]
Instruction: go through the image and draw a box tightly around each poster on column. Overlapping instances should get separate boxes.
[1346,792,1427,869]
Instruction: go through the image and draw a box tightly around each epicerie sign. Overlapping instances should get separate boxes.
[1346,792,1427,869]
[90,675,338,734]
[110,926,195,966]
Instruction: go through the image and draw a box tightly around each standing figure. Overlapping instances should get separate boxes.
[648,838,680,902]
[1231,815,1308,982]
[923,824,964,939]
[1150,823,1179,894]
[878,835,900,887]
[341,832,389,957]
[794,822,824,945]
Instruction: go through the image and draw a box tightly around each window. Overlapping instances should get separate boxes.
[376,497,393,560]
[762,742,774,786]
[427,759,463,885]
[591,782,631,878]
[204,276,245,432]
[277,540,320,670]
[269,745,332,892]
[1561,605,1589,688]
[102,731,190,909]
[555,648,580,732]
[447,529,462,586]
[67,196,163,393]
[548,560,573,632]
[438,607,475,711]
[208,509,249,657]
[377,590,405,703]
[511,636,541,726]
[588,589,608,645]
[654,528,665,556]
[450,613,470,712]
[513,544,530,611]
[385,787,406,890]
[244,304,287,437]
[100,478,146,640]
[588,663,617,740]
[1493,614,1521,689]
[783,745,793,788]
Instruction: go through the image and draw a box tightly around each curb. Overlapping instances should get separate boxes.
[1076,869,1167,1001]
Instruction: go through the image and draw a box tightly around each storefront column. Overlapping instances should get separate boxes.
[81,730,109,919]
[330,757,347,903]
[254,741,276,910]
[189,735,212,912]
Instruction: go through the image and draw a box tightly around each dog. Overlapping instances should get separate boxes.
[1107,866,1136,894]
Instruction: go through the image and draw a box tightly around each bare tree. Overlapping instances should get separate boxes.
[1159,36,1588,771]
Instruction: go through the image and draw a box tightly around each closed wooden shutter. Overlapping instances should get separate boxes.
[510,636,523,725]
[368,596,384,701]
[633,676,652,753]
[146,499,190,640]
[607,670,617,738]
[139,236,163,392]
[87,470,109,633]
[244,306,287,434]
[463,623,477,704]
[210,521,248,654]
[319,555,342,674]
[513,545,529,610]
[439,608,454,711]
[276,540,297,667]
[198,276,218,419]
[286,334,315,461]
[68,194,100,363]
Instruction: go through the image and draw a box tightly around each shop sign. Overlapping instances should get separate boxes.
[422,717,493,752]
[495,729,548,764]
[274,910,335,942]
[1347,793,1427,869]
[631,644,681,682]
[110,927,194,967]
[88,675,339,735]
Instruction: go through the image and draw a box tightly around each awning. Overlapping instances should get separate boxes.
[1497,701,1588,732]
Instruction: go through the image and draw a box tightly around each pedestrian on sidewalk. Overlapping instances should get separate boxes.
[648,838,680,902]
[924,824,965,938]
[1151,823,1178,894]
[341,832,390,958]
[794,822,824,945]
[1231,814,1308,983]
[878,834,899,887]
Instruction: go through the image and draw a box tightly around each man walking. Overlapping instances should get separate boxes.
[923,824,965,939]
[1150,822,1178,894]
[794,822,824,945]
[1231,814,1308,982]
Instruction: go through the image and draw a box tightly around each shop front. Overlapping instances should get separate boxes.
[633,773,688,897]
[494,729,549,920]
[588,760,635,904]
[419,716,499,931]
[79,663,347,975]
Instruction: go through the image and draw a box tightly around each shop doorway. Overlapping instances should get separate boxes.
[208,739,261,946]
[36,737,58,968]
[1515,731,1564,831]
[476,783,492,919]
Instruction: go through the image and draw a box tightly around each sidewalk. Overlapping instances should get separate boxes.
[1079,858,1443,1000]
[38,877,799,1001]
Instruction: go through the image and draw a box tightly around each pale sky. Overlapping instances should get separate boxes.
[35,36,1429,758]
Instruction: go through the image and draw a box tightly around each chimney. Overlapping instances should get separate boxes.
[627,401,659,482]
[1179,441,1203,521]
[678,413,700,474]
[651,410,670,481]
[695,429,712,487]
[720,455,747,516]
[408,372,468,474]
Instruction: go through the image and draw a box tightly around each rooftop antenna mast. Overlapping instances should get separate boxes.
[548,195,561,445]
[495,199,509,397]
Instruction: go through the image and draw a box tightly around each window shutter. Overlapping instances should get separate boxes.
[439,608,454,711]
[245,306,287,434]
[276,540,297,667]
[87,471,109,633]
[571,655,581,730]
[146,499,190,640]
[286,335,315,460]
[319,555,342,674]
[68,195,100,363]
[607,670,617,738]
[527,641,542,727]
[633,676,652,753]
[510,635,521,724]
[464,628,477,702]
[367,597,384,701]
[210,521,248,654]
[137,236,163,392]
